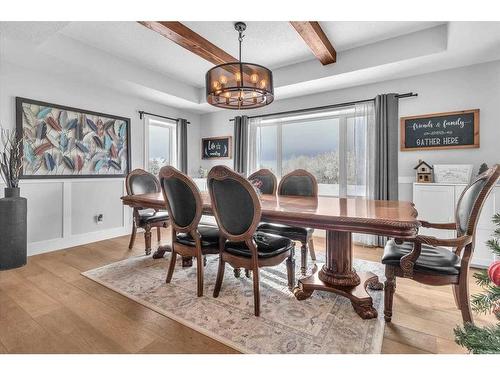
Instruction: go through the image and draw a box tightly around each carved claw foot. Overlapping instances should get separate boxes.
[383,312,392,322]
[145,248,152,256]
[233,268,241,278]
[293,286,313,301]
[245,269,251,278]
[367,278,384,291]
[352,301,378,319]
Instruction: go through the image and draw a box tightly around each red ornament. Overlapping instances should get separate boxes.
[488,261,500,286]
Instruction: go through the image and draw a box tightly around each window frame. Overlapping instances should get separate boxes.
[249,107,363,197]
[144,116,177,174]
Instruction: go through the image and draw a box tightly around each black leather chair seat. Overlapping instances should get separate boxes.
[138,210,169,226]
[176,225,220,248]
[257,222,313,241]
[382,239,461,275]
[225,231,294,259]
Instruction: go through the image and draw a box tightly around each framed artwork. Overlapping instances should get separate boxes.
[400,109,479,151]
[16,97,131,179]
[433,164,474,184]
[201,136,232,159]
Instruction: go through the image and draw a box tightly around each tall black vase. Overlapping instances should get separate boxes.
[0,187,27,270]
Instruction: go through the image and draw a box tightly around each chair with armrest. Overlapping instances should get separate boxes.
[159,166,220,297]
[257,169,318,274]
[248,168,277,195]
[382,164,500,324]
[208,165,295,316]
[126,169,169,255]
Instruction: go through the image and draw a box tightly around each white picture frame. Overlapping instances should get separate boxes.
[433,164,474,184]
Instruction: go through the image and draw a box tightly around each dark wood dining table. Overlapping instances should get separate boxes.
[121,191,419,319]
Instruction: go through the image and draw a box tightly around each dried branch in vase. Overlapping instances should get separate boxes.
[0,127,24,188]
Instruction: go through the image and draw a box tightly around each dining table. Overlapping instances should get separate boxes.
[121,191,420,319]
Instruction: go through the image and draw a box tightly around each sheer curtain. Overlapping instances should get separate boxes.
[247,117,262,173]
[351,101,377,246]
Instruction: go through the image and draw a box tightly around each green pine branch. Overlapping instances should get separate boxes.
[486,238,500,257]
[471,284,500,314]
[474,270,492,287]
[454,323,500,354]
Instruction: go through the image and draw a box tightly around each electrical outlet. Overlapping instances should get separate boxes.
[96,214,104,224]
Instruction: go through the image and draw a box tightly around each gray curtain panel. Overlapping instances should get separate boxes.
[374,93,399,246]
[176,118,188,174]
[233,115,249,175]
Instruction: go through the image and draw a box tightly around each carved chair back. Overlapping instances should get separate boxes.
[158,166,202,234]
[207,165,261,243]
[248,169,277,195]
[278,169,318,197]
[126,168,161,196]
[455,164,500,238]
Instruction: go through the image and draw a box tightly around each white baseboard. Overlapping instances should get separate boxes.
[28,225,132,256]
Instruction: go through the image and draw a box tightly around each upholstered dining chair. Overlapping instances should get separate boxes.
[383,164,500,324]
[126,169,169,255]
[159,166,220,297]
[208,165,296,316]
[257,169,318,274]
[248,168,277,195]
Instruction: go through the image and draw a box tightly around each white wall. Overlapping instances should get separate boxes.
[197,60,500,202]
[0,61,201,255]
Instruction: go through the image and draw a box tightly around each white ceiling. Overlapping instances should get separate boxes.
[1,21,500,114]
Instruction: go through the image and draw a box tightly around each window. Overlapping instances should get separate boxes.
[145,117,177,175]
[248,103,374,197]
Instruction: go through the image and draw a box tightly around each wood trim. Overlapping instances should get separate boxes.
[278,169,319,197]
[125,168,161,196]
[290,22,336,65]
[201,136,232,160]
[400,109,480,151]
[248,169,277,195]
[121,192,420,238]
[207,165,261,243]
[158,166,203,234]
[138,21,238,65]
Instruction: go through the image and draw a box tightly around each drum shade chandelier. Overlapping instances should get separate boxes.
[205,22,274,110]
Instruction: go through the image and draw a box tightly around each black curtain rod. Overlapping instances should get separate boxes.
[138,110,191,124]
[229,92,418,121]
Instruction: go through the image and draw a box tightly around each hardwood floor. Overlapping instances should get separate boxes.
[0,229,494,354]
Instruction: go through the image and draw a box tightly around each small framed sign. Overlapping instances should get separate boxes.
[201,136,232,159]
[400,109,479,151]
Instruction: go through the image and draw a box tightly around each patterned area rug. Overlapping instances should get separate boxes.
[82,255,385,354]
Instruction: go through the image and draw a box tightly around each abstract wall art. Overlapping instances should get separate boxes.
[16,97,130,179]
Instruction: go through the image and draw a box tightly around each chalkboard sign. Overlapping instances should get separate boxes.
[201,136,232,159]
[400,109,479,151]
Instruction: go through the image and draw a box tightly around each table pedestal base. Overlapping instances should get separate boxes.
[293,264,380,319]
[152,245,193,267]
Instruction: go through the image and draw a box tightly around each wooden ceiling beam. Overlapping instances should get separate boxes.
[138,21,238,65]
[290,21,336,65]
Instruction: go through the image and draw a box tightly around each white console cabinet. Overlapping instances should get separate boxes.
[413,182,499,268]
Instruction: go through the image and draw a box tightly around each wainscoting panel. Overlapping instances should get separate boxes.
[71,180,125,235]
[20,181,64,243]
[2,179,131,256]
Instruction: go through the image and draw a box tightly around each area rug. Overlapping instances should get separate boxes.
[82,254,385,354]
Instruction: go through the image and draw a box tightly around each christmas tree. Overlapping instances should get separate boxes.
[454,213,500,354]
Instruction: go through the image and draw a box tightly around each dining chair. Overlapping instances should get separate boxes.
[248,168,277,195]
[208,165,296,316]
[159,166,220,297]
[257,169,318,274]
[383,164,500,324]
[125,169,169,255]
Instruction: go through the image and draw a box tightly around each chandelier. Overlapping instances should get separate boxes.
[205,22,274,109]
